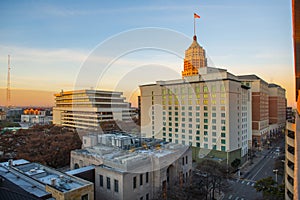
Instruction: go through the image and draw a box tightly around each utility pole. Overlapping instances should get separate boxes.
[6,55,11,107]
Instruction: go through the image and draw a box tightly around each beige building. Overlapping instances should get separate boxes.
[140,35,252,164]
[238,75,270,149]
[285,0,300,199]
[71,133,192,200]
[0,159,94,200]
[53,89,134,130]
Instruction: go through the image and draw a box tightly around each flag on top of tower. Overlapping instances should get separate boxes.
[194,13,200,18]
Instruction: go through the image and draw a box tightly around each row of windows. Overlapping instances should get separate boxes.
[162,99,226,105]
[162,85,226,95]
[99,175,119,193]
[163,112,226,118]
[133,172,149,189]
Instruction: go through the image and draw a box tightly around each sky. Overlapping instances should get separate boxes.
[0,0,294,107]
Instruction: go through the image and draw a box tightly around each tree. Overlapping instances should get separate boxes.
[231,158,241,169]
[254,176,284,200]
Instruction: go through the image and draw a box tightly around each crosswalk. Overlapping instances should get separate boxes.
[225,179,257,199]
[235,179,256,187]
[227,195,246,200]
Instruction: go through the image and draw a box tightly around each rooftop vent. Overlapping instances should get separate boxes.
[51,178,56,186]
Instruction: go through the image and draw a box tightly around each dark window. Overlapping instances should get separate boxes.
[81,194,88,200]
[146,193,149,200]
[146,172,149,183]
[114,179,119,192]
[99,175,103,187]
[133,176,137,189]
[140,174,143,185]
[186,156,188,164]
[107,177,111,190]
[182,157,184,165]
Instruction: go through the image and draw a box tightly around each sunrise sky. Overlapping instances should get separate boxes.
[0,0,294,107]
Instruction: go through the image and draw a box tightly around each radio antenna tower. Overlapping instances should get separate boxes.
[6,55,11,107]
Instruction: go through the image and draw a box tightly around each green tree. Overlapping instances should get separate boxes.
[254,176,284,200]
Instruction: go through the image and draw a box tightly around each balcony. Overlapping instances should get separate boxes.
[286,150,295,163]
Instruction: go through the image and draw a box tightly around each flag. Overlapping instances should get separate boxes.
[194,13,200,18]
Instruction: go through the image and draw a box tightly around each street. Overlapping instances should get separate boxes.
[222,138,285,200]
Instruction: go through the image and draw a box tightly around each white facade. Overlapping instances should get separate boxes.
[53,89,134,130]
[140,67,251,159]
[70,133,192,200]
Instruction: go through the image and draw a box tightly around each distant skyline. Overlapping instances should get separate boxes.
[0,0,294,107]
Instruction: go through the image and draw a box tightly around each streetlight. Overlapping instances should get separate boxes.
[273,169,278,183]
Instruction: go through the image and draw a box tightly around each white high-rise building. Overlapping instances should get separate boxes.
[140,35,252,163]
[53,89,134,130]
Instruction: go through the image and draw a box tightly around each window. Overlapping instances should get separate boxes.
[204,106,208,110]
[100,175,103,187]
[221,132,226,137]
[186,156,188,164]
[204,119,208,123]
[204,137,208,142]
[204,143,208,148]
[212,138,216,143]
[203,86,208,93]
[212,113,216,117]
[81,194,88,200]
[107,177,111,190]
[221,113,226,118]
[221,146,226,151]
[133,177,137,189]
[114,179,119,192]
[212,126,216,130]
[140,174,143,185]
[204,112,208,117]
[146,194,149,200]
[212,132,216,137]
[221,139,226,144]
[196,142,200,147]
[146,172,149,183]
[196,136,200,141]
[140,197,143,200]
[212,119,216,124]
[182,157,185,165]
[189,135,192,140]
[204,125,208,129]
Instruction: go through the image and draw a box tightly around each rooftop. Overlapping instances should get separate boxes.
[76,132,190,173]
[0,159,93,198]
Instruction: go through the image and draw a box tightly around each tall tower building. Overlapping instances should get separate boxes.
[140,35,251,164]
[285,0,300,199]
[182,35,207,77]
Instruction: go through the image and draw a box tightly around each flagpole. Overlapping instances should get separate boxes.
[194,16,196,36]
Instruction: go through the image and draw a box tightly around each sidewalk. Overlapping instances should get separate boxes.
[238,148,270,179]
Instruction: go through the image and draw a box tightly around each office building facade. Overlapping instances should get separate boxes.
[53,89,134,130]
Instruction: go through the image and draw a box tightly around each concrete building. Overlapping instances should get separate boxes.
[286,107,293,122]
[285,0,300,199]
[140,35,252,164]
[0,159,94,200]
[238,75,270,149]
[70,133,192,200]
[268,83,286,136]
[53,89,134,130]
